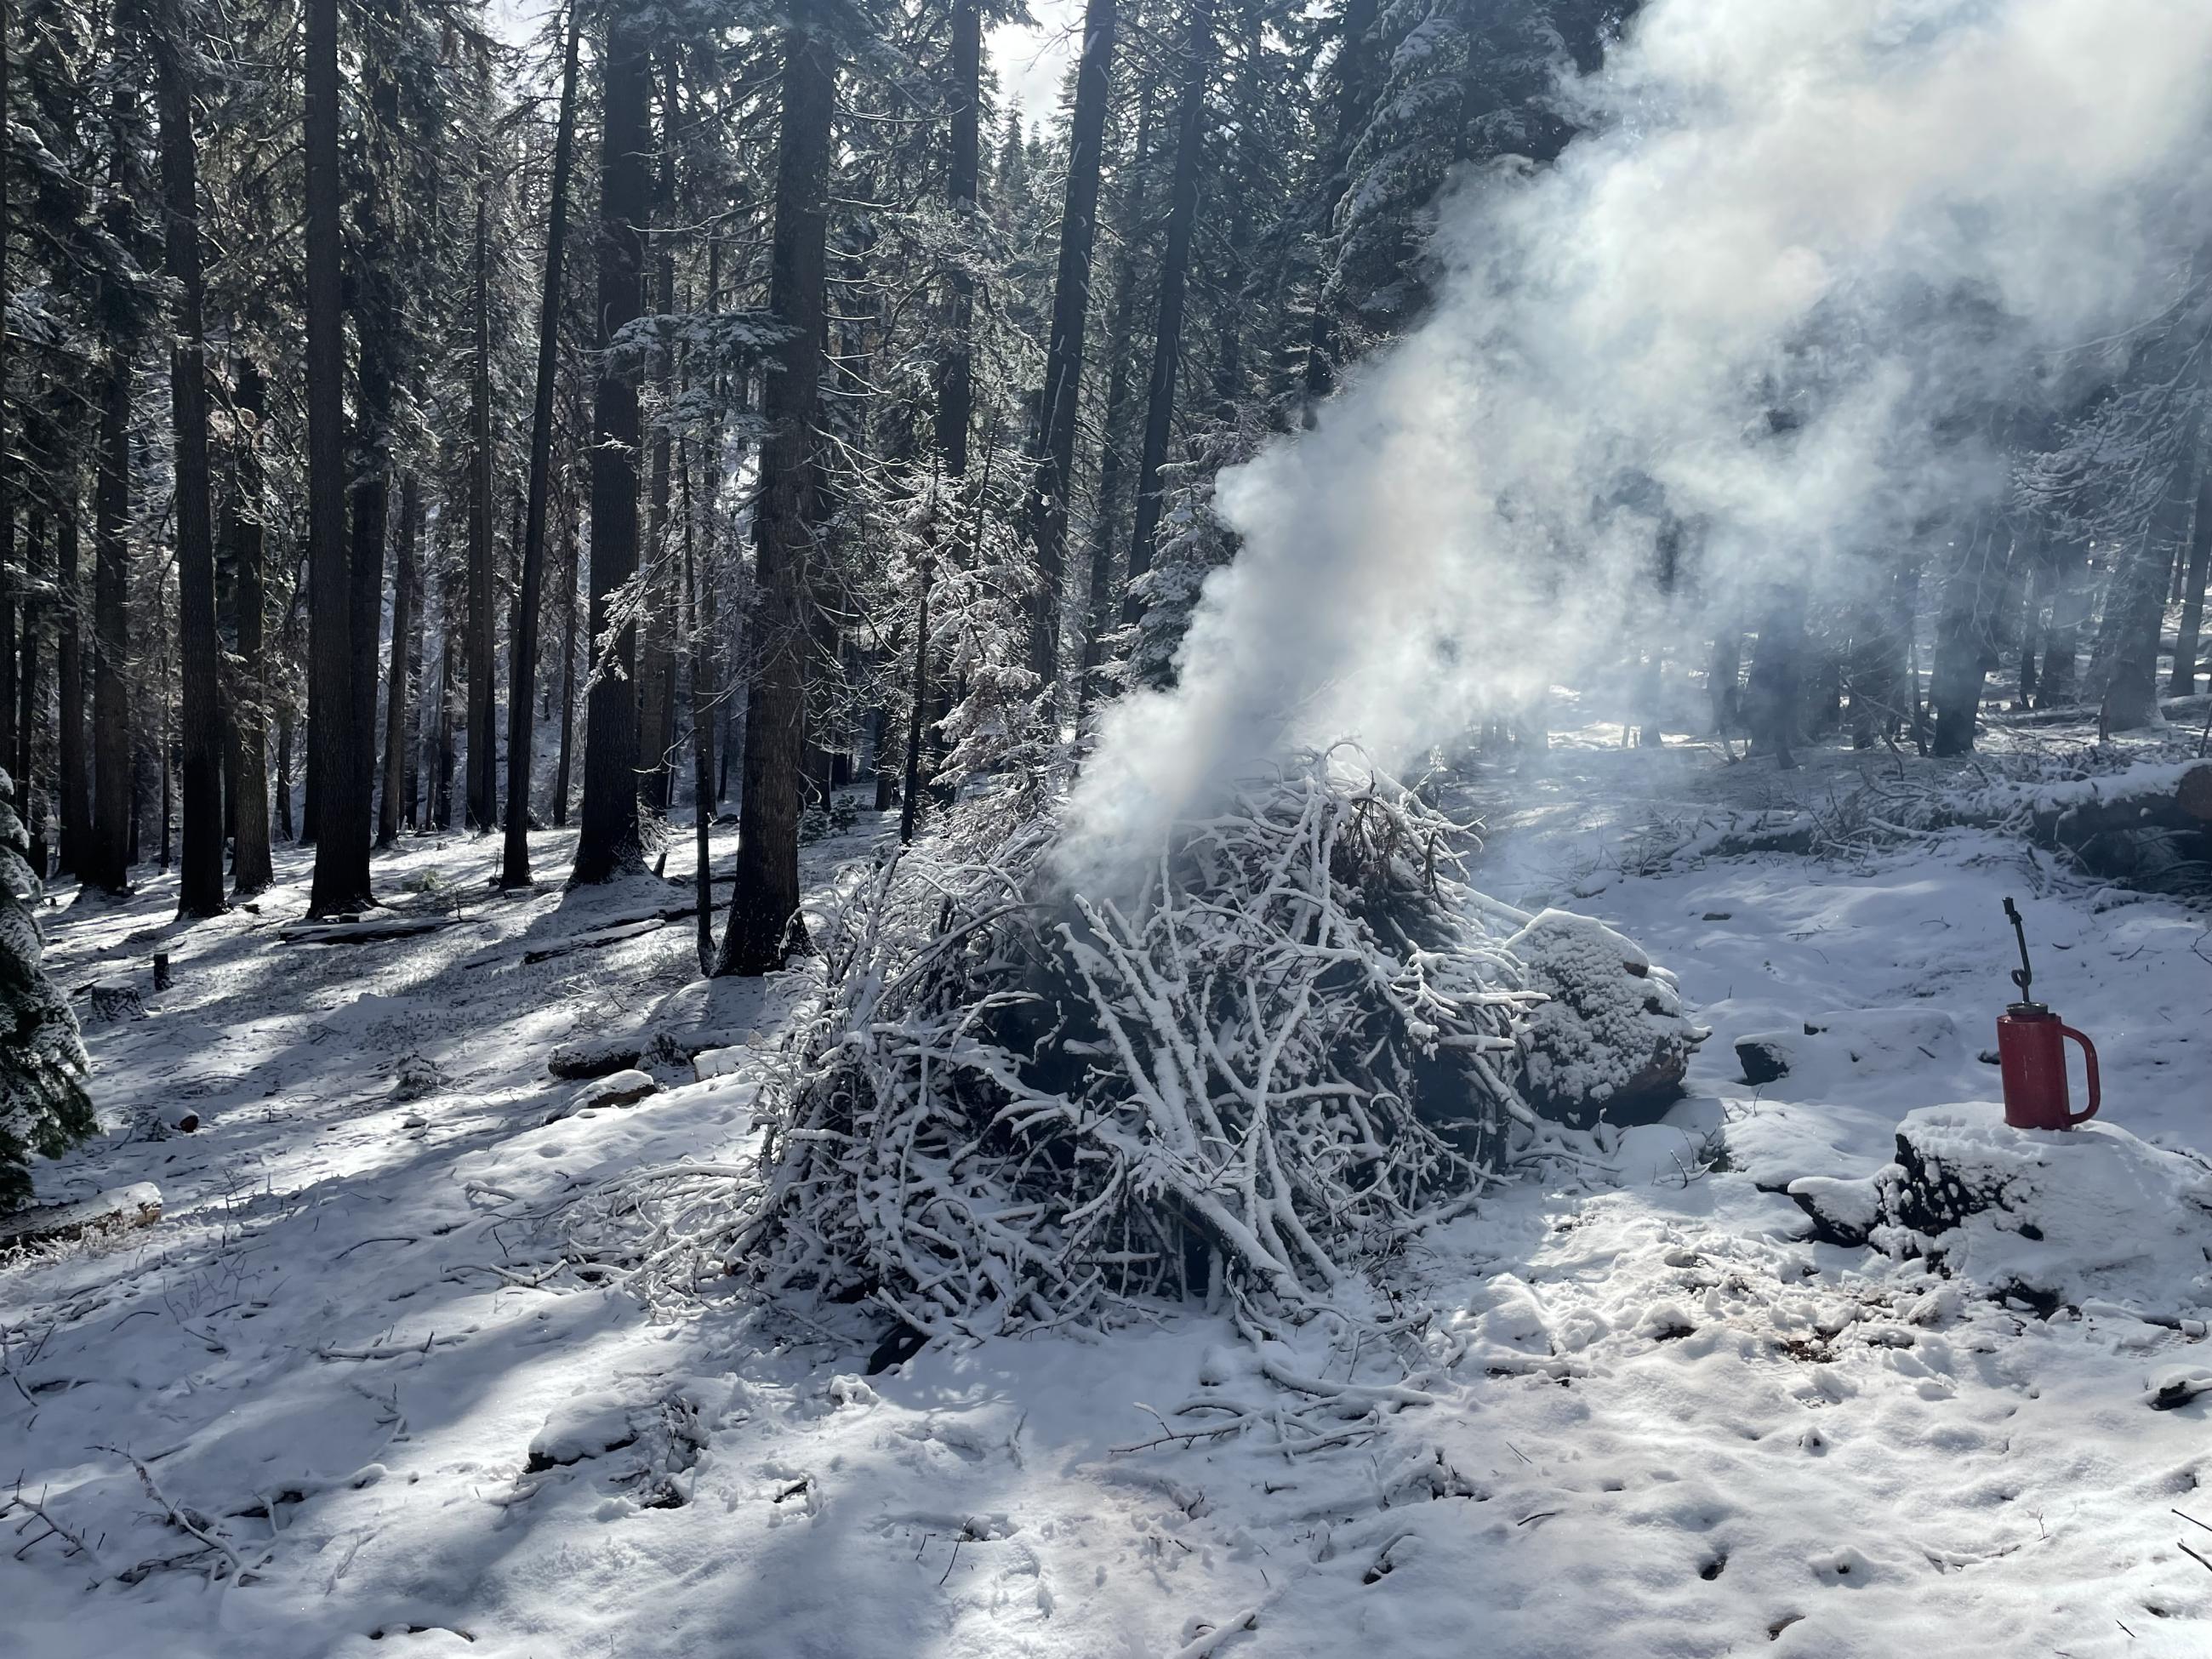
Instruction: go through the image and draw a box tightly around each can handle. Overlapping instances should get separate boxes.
[2061,1025,2101,1125]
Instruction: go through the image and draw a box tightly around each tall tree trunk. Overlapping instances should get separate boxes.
[466,186,498,833]
[2105,436,2200,730]
[0,5,12,822]
[154,8,224,915]
[349,54,398,866]
[86,340,132,895]
[571,13,653,884]
[18,504,43,875]
[55,475,84,879]
[1744,588,1804,770]
[683,439,715,972]
[1120,0,1213,628]
[1301,0,1380,413]
[378,471,420,847]
[717,20,834,975]
[304,0,368,914]
[1080,83,1155,682]
[2169,444,2210,697]
[1023,0,1119,693]
[2039,540,2089,705]
[502,3,581,888]
[637,60,678,820]
[228,359,274,895]
[938,0,981,481]
[553,510,577,827]
[433,568,457,829]
[1930,519,2007,756]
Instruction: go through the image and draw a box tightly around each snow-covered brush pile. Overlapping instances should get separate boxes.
[594,751,1701,1359]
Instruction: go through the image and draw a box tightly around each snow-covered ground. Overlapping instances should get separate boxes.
[4,738,2209,1657]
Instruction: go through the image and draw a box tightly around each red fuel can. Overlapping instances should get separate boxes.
[1996,1003,2100,1131]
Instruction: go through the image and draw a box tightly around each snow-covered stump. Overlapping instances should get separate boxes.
[1790,1107,2212,1319]
[1505,909,1704,1128]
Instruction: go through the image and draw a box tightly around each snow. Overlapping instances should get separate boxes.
[4,737,2211,1656]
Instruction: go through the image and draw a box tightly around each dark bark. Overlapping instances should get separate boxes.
[1024,0,1119,691]
[900,561,931,844]
[304,0,369,914]
[86,340,132,895]
[227,359,273,895]
[1121,0,1214,626]
[937,0,981,479]
[0,13,11,818]
[2105,438,2201,731]
[2170,447,2210,697]
[682,439,715,972]
[18,505,43,875]
[717,23,834,975]
[571,13,653,884]
[466,186,498,833]
[155,5,223,916]
[637,60,679,820]
[553,512,577,827]
[1301,0,1379,412]
[1849,556,1912,748]
[1929,518,2010,756]
[433,567,456,829]
[349,54,398,869]
[1744,590,1804,770]
[1080,83,1154,681]
[55,481,83,878]
[502,3,581,888]
[378,472,420,847]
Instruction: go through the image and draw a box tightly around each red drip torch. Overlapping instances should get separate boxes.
[1995,897,2100,1131]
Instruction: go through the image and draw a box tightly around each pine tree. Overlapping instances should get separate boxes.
[0,770,92,1213]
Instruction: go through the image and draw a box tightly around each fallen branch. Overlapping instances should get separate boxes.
[0,1183,162,1256]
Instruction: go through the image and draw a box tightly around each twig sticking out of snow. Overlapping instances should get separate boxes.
[100,1445,255,1586]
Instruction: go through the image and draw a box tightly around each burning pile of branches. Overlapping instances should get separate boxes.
[602,750,1598,1341]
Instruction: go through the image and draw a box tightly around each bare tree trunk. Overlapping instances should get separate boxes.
[553,510,577,827]
[1023,0,1119,694]
[18,502,43,875]
[502,3,581,887]
[938,0,981,480]
[683,438,715,972]
[718,21,834,975]
[1080,83,1154,682]
[572,13,653,884]
[55,474,84,878]
[227,359,274,896]
[637,60,679,821]
[154,4,224,915]
[2105,437,2199,731]
[86,339,132,895]
[1930,519,2006,756]
[2169,443,2210,697]
[1301,0,1379,413]
[1121,0,1214,628]
[466,186,498,833]
[378,471,419,847]
[304,0,369,914]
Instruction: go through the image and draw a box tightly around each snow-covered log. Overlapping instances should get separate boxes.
[1789,1107,2212,1317]
[0,1183,162,1254]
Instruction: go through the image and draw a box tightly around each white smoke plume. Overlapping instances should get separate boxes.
[1066,0,2212,880]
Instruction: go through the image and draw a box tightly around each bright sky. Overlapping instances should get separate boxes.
[991,0,1083,124]
[487,0,1080,134]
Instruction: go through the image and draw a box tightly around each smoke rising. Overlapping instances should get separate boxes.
[1066,0,2212,878]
